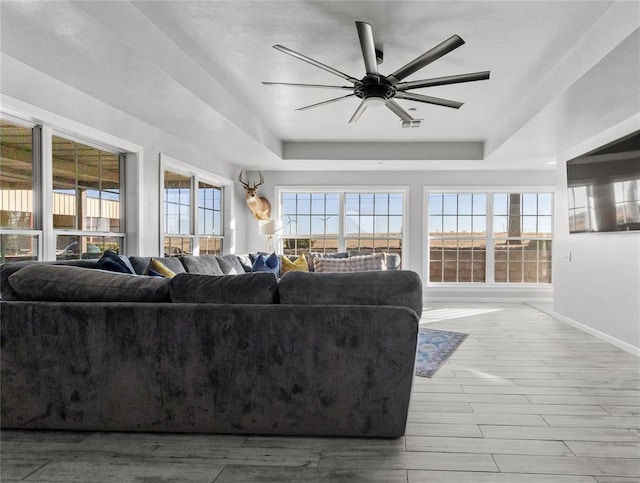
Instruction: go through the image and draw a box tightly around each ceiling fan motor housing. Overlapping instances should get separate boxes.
[354,76,396,101]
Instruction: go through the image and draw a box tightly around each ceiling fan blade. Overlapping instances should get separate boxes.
[387,35,465,85]
[395,71,491,91]
[394,91,463,109]
[348,100,368,123]
[355,21,378,75]
[385,99,415,122]
[296,94,355,111]
[273,44,359,83]
[262,82,353,90]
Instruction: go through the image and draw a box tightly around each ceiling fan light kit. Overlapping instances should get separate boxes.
[263,21,490,127]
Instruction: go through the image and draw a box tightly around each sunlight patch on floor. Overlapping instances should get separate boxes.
[456,368,513,384]
[420,307,504,323]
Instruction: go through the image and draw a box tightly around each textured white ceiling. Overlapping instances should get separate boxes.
[1,1,638,170]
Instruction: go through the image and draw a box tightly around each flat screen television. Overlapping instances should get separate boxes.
[566,130,640,233]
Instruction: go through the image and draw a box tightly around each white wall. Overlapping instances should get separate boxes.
[1,55,249,256]
[553,115,640,353]
[242,169,555,300]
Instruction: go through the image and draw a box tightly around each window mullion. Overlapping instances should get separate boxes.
[192,175,199,256]
[338,192,345,252]
[40,125,55,261]
[486,193,495,284]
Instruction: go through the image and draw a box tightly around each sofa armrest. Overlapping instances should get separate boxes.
[279,270,423,317]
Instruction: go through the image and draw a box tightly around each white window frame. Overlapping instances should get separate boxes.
[424,186,555,287]
[274,185,409,258]
[159,154,233,256]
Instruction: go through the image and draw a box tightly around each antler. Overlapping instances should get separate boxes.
[253,171,265,189]
[238,171,250,188]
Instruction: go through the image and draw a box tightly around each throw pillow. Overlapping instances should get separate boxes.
[350,250,401,270]
[280,254,309,274]
[148,258,177,278]
[251,252,280,276]
[307,251,348,272]
[97,249,136,274]
[314,253,386,273]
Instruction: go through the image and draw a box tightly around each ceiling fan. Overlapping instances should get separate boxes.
[262,21,490,125]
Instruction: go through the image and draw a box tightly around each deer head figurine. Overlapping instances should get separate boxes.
[238,171,272,221]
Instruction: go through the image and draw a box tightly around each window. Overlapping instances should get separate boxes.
[427,191,553,284]
[1,116,128,263]
[0,119,39,262]
[282,192,339,254]
[279,189,405,260]
[52,135,124,260]
[345,193,403,256]
[428,193,487,283]
[162,167,224,257]
[198,181,223,255]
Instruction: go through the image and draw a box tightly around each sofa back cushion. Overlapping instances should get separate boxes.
[169,272,279,304]
[216,254,246,275]
[1,260,101,300]
[279,270,423,316]
[314,253,386,273]
[8,264,170,302]
[179,255,223,275]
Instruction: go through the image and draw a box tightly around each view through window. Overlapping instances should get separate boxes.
[52,135,123,260]
[163,169,224,257]
[428,191,553,284]
[0,119,38,262]
[280,190,404,260]
[1,119,126,263]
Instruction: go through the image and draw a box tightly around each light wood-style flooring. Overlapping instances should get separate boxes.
[2,302,639,482]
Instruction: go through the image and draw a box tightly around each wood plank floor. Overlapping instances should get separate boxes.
[2,302,639,482]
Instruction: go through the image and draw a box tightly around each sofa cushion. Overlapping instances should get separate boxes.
[279,270,423,316]
[169,272,279,304]
[314,253,386,273]
[216,254,245,275]
[280,253,309,274]
[129,256,186,276]
[97,250,136,274]
[251,253,280,276]
[8,264,170,302]
[180,255,223,275]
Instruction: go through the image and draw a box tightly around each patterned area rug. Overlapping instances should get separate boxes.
[415,328,468,378]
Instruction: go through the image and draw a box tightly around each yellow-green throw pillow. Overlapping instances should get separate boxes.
[150,258,177,278]
[280,254,309,274]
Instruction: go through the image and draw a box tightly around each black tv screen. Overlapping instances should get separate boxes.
[567,131,640,233]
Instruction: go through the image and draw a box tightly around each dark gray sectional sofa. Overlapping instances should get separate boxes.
[0,254,422,437]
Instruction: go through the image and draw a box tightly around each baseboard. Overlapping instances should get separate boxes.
[551,311,640,357]
[425,296,553,303]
